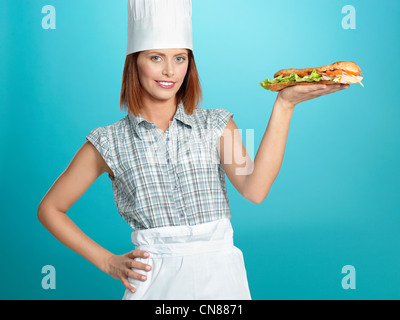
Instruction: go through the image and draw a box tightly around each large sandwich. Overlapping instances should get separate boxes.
[260,61,363,92]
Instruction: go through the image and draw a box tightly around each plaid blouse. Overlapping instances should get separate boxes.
[86,102,234,230]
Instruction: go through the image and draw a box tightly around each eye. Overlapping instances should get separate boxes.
[176,56,185,63]
[151,56,162,62]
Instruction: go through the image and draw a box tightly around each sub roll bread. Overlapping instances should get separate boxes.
[260,61,363,92]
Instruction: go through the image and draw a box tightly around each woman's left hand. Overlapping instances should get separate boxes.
[276,83,350,110]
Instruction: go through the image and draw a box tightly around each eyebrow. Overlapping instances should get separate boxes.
[146,51,188,56]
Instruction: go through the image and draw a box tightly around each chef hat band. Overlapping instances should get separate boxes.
[126,0,193,55]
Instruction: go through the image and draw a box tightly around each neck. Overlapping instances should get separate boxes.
[139,95,178,127]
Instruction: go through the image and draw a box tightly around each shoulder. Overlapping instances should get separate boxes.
[86,115,130,157]
[103,115,130,135]
[193,107,233,126]
[89,115,130,143]
[85,115,130,178]
[191,107,234,141]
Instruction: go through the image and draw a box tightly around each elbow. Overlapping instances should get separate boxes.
[252,195,267,205]
[37,203,46,224]
[37,201,52,225]
[242,178,272,205]
[37,201,66,225]
[244,192,268,205]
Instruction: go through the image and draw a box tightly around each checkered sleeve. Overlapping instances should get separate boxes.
[86,127,118,179]
[212,108,234,141]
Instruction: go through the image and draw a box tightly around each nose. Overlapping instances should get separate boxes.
[162,59,175,77]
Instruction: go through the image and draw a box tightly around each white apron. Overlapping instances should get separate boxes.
[122,218,251,300]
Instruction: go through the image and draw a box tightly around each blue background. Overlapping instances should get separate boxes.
[1,0,399,299]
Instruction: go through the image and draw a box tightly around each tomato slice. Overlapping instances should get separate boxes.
[326,69,359,76]
[326,70,344,76]
[344,70,359,76]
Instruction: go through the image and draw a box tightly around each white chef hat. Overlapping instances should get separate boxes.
[126,0,193,55]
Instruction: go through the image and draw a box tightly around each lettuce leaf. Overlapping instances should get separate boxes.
[260,69,323,90]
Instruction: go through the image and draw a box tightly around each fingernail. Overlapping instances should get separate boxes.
[145,265,151,271]
[144,252,150,257]
[141,275,147,281]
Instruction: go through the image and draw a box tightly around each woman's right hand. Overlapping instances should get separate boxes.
[104,250,152,293]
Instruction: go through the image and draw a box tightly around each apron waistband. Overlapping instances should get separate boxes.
[135,239,234,258]
[131,218,234,258]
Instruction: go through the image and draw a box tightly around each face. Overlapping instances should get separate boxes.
[136,48,189,105]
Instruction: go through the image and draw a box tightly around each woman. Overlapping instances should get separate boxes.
[37,0,349,299]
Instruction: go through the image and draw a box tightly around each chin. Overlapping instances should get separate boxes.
[148,95,175,103]
[151,90,179,101]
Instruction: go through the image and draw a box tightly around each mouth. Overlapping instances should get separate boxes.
[155,80,176,89]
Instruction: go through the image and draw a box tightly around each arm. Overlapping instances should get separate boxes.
[240,94,294,203]
[218,101,292,204]
[37,141,151,293]
[219,83,349,204]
